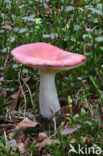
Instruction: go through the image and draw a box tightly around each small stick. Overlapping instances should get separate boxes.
[50,109,57,133]
[23,78,34,109]
[18,70,27,112]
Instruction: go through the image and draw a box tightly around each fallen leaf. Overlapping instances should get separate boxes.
[10,89,22,109]
[61,122,81,135]
[17,118,38,128]
[24,139,30,147]
[36,138,59,148]
[37,132,48,142]
[61,105,70,115]
[82,135,94,143]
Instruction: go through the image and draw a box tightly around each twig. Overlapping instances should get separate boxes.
[18,70,27,113]
[52,116,57,133]
[23,78,34,109]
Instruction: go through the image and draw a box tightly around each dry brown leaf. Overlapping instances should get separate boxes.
[36,138,59,148]
[37,132,48,142]
[17,118,38,128]
[10,89,22,109]
[11,90,20,99]
[24,139,30,147]
[61,105,70,115]
[82,135,94,143]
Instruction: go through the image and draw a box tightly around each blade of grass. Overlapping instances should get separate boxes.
[90,76,103,103]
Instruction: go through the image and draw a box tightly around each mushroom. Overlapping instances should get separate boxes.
[11,42,86,119]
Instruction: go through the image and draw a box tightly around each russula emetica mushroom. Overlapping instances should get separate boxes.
[11,42,86,118]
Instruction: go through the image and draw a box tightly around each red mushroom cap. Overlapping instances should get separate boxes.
[11,42,86,72]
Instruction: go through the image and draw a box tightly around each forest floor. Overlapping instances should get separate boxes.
[0,0,103,155]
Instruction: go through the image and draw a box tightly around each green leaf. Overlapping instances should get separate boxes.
[19,28,28,34]
[95,109,103,126]
[22,69,28,74]
[90,76,103,103]
[12,64,20,69]
[99,46,103,51]
[86,28,91,33]
[95,37,103,42]
[85,121,93,126]
[10,36,15,43]
[81,108,86,116]
[2,25,12,30]
[97,3,103,10]
[74,25,80,31]
[88,7,103,16]
[82,34,92,40]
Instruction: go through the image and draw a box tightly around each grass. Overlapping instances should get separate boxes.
[0,0,103,155]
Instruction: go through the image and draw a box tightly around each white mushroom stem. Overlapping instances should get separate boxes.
[39,71,61,118]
